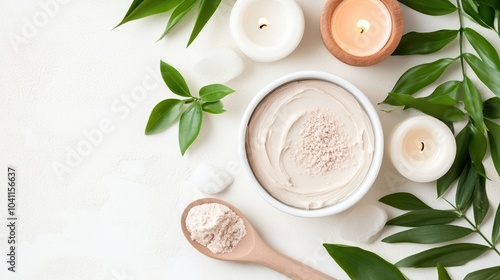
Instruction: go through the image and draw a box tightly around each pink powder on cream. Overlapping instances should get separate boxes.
[295,109,353,176]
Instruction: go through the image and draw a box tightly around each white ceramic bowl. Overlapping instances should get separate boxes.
[239,71,384,217]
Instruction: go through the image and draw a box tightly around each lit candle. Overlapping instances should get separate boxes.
[229,0,304,63]
[331,0,392,57]
[320,0,403,66]
[389,116,457,183]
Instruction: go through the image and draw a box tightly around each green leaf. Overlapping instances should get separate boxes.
[160,60,191,97]
[145,99,184,135]
[179,101,202,155]
[379,192,431,210]
[116,0,183,27]
[120,0,145,22]
[393,30,459,55]
[464,28,500,71]
[485,119,500,176]
[477,0,500,9]
[493,203,500,245]
[383,58,457,105]
[437,126,472,196]
[463,77,485,132]
[398,0,457,15]
[465,266,500,280]
[386,209,460,227]
[484,97,500,119]
[469,123,487,176]
[323,244,406,280]
[464,53,500,98]
[462,0,491,28]
[473,176,489,226]
[387,92,465,122]
[478,3,496,28]
[498,10,500,37]
[159,0,198,40]
[437,263,452,280]
[382,225,474,244]
[199,84,235,102]
[395,243,490,267]
[202,101,226,114]
[455,161,477,212]
[423,80,461,102]
[187,0,222,47]
[423,95,459,106]
[115,0,145,28]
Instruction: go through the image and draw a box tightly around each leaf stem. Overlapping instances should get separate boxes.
[463,215,500,256]
[457,0,466,78]
[443,198,500,255]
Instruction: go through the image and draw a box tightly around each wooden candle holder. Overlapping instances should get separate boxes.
[320,0,404,66]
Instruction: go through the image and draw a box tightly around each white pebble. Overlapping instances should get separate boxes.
[193,47,244,84]
[191,164,234,194]
[340,204,387,243]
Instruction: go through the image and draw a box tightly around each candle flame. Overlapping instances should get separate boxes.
[258,17,268,29]
[357,19,370,34]
[419,142,425,152]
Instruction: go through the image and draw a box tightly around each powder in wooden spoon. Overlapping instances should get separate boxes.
[185,203,247,254]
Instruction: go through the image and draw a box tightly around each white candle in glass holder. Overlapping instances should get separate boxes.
[229,0,304,62]
[389,116,457,183]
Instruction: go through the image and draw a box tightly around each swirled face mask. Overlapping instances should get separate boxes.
[245,80,374,210]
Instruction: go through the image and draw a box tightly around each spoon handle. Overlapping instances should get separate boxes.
[251,242,336,280]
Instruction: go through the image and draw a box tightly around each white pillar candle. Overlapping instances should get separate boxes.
[389,116,457,183]
[229,0,304,63]
[330,0,392,57]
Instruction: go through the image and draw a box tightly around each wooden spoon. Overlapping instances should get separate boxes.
[181,198,336,280]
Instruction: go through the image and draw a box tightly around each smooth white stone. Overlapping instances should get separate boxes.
[191,163,234,194]
[193,47,244,84]
[340,204,387,243]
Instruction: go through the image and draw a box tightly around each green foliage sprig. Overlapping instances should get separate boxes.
[379,0,500,277]
[326,0,500,278]
[146,60,234,155]
[380,192,500,277]
[381,0,500,186]
[324,193,500,279]
[116,0,223,47]
[324,242,500,279]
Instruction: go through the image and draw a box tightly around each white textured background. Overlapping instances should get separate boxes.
[1,0,500,279]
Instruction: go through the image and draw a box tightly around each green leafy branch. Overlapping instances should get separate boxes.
[324,246,500,280]
[381,0,500,189]
[115,0,223,47]
[325,0,500,279]
[376,0,500,277]
[380,192,500,278]
[146,60,234,155]
[323,192,500,279]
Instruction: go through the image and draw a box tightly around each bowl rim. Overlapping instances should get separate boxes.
[239,71,384,217]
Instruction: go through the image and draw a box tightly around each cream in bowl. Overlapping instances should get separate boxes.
[240,72,383,217]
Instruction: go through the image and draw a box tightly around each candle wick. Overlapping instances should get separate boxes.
[356,19,370,34]
[420,142,425,152]
[258,17,268,29]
